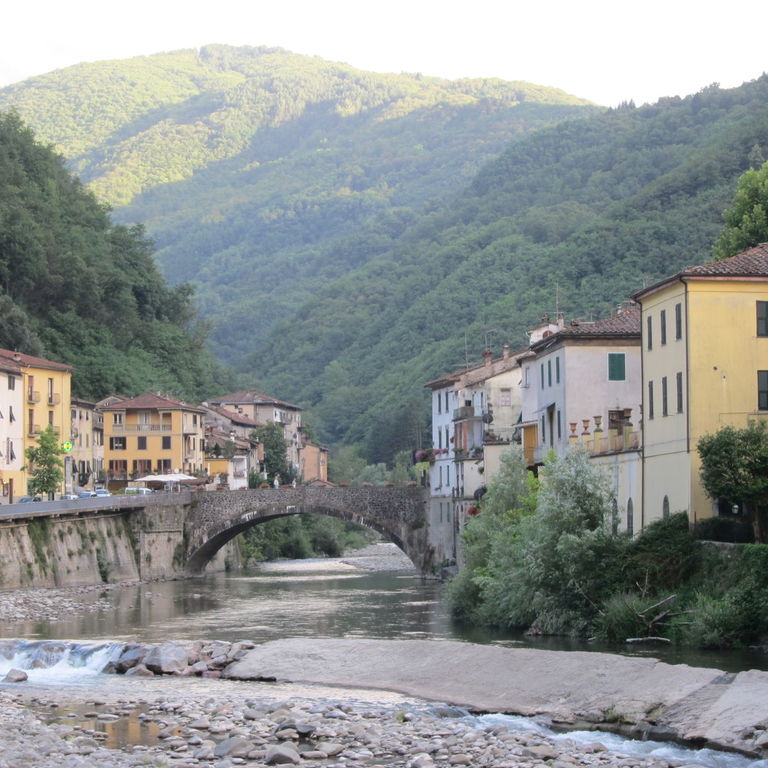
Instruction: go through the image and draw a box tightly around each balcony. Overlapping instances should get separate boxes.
[111,423,172,433]
[453,405,476,421]
[48,392,61,406]
[27,424,41,436]
[27,390,40,404]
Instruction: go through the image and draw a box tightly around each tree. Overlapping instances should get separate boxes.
[251,423,294,484]
[698,421,768,542]
[713,161,768,260]
[25,425,65,498]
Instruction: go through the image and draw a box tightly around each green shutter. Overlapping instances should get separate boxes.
[608,353,625,381]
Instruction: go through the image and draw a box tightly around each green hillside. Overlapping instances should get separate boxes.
[249,78,768,460]
[0,112,229,401]
[0,44,599,366]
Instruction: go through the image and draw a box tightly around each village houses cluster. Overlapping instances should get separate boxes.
[0,365,327,503]
[425,244,768,562]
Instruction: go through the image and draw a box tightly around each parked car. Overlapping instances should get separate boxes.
[59,493,79,500]
[124,487,152,495]
[77,491,97,498]
[94,488,112,497]
[19,496,42,503]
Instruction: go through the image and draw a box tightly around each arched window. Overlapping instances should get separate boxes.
[611,498,619,535]
[626,499,634,536]
[662,495,670,519]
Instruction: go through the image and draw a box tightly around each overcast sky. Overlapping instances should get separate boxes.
[2,0,766,107]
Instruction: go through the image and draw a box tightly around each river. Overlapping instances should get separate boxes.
[3,543,766,672]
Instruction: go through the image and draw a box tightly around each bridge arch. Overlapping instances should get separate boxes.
[184,487,434,574]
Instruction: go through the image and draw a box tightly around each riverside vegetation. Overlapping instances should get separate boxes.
[448,448,768,650]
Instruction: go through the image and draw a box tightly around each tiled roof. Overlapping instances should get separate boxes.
[100,392,205,413]
[0,357,21,375]
[204,404,262,427]
[0,348,72,372]
[425,347,527,389]
[530,307,640,351]
[209,390,301,410]
[632,243,768,299]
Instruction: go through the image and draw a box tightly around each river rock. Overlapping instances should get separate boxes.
[143,643,190,674]
[264,744,301,764]
[213,736,254,758]
[3,668,28,682]
[115,644,145,672]
[124,663,154,677]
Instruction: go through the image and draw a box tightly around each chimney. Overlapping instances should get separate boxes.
[483,349,493,367]
[502,344,510,360]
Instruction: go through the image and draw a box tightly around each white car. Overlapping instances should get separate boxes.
[124,487,152,495]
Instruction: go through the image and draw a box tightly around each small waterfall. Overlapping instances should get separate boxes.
[0,639,125,683]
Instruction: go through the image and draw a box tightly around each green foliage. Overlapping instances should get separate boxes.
[27,518,51,572]
[240,514,375,562]
[698,421,768,541]
[0,111,232,402]
[713,159,768,259]
[251,423,294,484]
[25,426,64,498]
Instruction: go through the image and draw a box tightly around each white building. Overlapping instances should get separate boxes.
[0,358,24,503]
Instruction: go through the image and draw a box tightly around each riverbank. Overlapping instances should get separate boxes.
[0,670,750,768]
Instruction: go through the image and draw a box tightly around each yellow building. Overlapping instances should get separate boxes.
[0,349,72,497]
[632,243,768,528]
[100,393,205,488]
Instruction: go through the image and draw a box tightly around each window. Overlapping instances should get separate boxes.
[676,372,684,413]
[9,406,14,422]
[557,410,561,440]
[626,499,634,537]
[541,414,546,444]
[444,392,449,412]
[540,364,545,388]
[499,388,512,407]
[112,413,123,426]
[662,496,670,519]
[759,371,768,410]
[555,356,560,384]
[675,303,682,340]
[547,359,552,387]
[8,375,15,390]
[660,309,667,345]
[109,437,126,450]
[647,315,653,350]
[137,436,147,450]
[437,394,442,414]
[48,410,54,426]
[162,435,171,450]
[662,376,668,416]
[608,353,625,381]
[758,301,768,337]
[47,378,54,404]
[648,381,654,420]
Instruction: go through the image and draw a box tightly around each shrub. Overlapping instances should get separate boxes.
[694,516,754,543]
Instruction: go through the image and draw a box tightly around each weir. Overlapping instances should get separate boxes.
[0,486,439,588]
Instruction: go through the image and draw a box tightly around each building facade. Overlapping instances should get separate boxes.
[0,358,24,503]
[101,393,205,488]
[632,244,768,529]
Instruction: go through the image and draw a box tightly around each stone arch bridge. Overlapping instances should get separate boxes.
[185,486,434,573]
[0,486,440,588]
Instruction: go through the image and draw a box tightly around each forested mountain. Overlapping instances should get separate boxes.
[0,112,230,400]
[4,47,768,464]
[250,77,768,460]
[0,45,598,367]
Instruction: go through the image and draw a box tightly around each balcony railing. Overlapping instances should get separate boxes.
[27,390,40,404]
[28,424,41,436]
[111,424,172,433]
[48,392,61,405]
[453,405,475,420]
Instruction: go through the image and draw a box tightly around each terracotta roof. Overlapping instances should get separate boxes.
[209,390,301,410]
[0,357,21,375]
[100,392,206,413]
[204,404,262,428]
[632,243,768,299]
[425,347,527,389]
[529,307,640,352]
[0,348,72,372]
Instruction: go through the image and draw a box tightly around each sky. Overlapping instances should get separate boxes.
[1,0,767,107]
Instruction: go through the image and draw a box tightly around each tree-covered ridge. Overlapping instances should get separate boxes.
[0,112,229,401]
[0,44,594,207]
[249,77,768,460]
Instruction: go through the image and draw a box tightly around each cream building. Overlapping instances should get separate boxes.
[631,243,768,529]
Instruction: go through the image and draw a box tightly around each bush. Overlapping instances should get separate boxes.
[694,516,754,543]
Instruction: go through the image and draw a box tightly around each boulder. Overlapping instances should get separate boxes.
[3,668,28,682]
[143,642,190,674]
[264,744,300,765]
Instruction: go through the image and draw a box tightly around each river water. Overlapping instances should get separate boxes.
[4,544,767,672]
